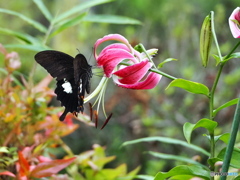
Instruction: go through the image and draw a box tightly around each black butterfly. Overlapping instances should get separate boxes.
[34,50,92,121]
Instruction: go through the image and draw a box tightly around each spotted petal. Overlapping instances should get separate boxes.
[97,48,137,77]
[113,72,162,89]
[113,60,152,84]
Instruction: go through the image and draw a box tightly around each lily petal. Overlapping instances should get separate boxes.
[97,49,137,77]
[113,60,152,84]
[94,34,133,59]
[113,72,162,89]
[229,7,240,38]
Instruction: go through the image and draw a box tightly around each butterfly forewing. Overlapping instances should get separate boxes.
[34,50,92,121]
[35,50,74,81]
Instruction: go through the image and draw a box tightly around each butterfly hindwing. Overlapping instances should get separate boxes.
[34,50,92,121]
[55,79,78,121]
[34,50,74,81]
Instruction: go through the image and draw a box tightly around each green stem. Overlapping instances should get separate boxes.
[224,40,240,60]
[138,43,158,69]
[149,68,177,80]
[211,11,222,62]
[220,97,240,180]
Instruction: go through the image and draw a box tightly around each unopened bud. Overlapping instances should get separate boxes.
[200,14,212,67]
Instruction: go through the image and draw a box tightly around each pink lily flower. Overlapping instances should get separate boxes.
[229,7,240,38]
[94,34,162,89]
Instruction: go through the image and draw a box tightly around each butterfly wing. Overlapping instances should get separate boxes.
[73,54,92,113]
[54,79,78,121]
[34,50,74,80]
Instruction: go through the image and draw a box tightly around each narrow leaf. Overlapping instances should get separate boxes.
[83,14,142,25]
[157,58,177,68]
[18,151,30,177]
[0,28,39,44]
[213,98,239,117]
[122,136,210,156]
[166,79,209,96]
[183,118,218,143]
[148,151,205,167]
[33,0,52,21]
[30,157,76,178]
[0,171,16,177]
[53,0,113,24]
[154,165,210,180]
[4,44,49,51]
[51,13,86,37]
[0,8,47,33]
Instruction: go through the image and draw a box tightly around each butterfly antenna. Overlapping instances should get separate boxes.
[101,113,113,130]
[89,103,93,121]
[94,110,98,128]
[76,48,81,53]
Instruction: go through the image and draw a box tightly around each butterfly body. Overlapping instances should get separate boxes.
[34,50,92,121]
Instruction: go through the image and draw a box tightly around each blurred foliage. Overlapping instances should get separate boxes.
[0,0,240,179]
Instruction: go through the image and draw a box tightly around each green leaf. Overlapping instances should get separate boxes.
[217,148,240,168]
[157,58,177,68]
[83,14,142,24]
[214,133,230,144]
[53,0,114,24]
[122,136,210,156]
[0,8,47,33]
[183,118,218,143]
[154,165,210,180]
[136,175,155,180]
[213,98,239,117]
[223,52,240,63]
[33,0,52,21]
[207,157,222,169]
[51,13,87,37]
[4,44,49,52]
[0,147,9,153]
[166,79,209,96]
[212,54,221,65]
[0,28,40,44]
[147,151,205,167]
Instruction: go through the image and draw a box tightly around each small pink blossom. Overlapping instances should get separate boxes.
[94,34,162,89]
[229,7,240,38]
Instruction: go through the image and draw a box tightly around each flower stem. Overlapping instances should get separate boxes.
[220,97,240,180]
[149,68,177,80]
[211,11,222,62]
[138,43,158,69]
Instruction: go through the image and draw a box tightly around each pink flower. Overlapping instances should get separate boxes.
[229,7,240,38]
[94,34,162,89]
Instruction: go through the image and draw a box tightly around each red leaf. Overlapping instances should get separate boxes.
[30,157,76,178]
[18,151,30,177]
[0,171,16,177]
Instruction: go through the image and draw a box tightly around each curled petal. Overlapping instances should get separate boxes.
[99,43,132,57]
[113,72,162,89]
[94,34,133,59]
[229,7,240,38]
[97,49,137,77]
[113,60,152,84]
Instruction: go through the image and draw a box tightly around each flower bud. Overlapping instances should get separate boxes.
[200,14,212,67]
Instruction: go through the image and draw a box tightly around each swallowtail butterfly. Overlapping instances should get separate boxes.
[34,50,92,121]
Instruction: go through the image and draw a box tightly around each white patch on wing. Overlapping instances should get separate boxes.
[62,80,72,93]
[79,79,82,93]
